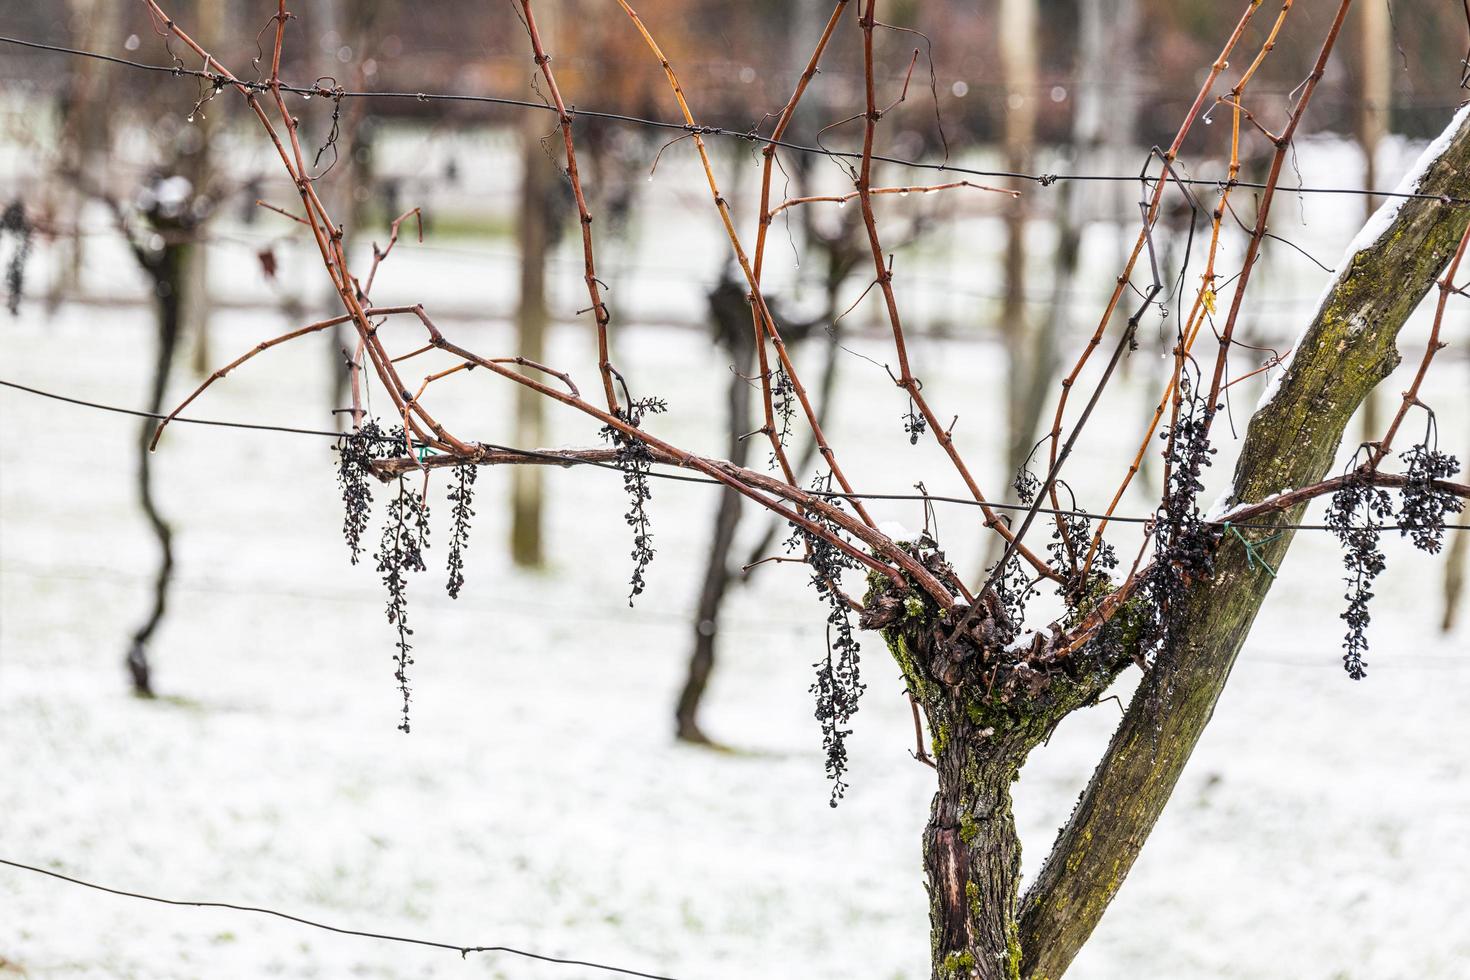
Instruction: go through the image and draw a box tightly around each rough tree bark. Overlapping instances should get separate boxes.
[866,107,1470,980]
[865,560,1135,980]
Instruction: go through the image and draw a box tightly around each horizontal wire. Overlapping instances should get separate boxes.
[0,558,807,633]
[3,375,1465,532]
[42,220,1358,315]
[11,560,1470,667]
[0,858,678,980]
[0,377,354,440]
[3,34,1468,206]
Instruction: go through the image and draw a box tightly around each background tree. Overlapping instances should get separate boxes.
[675,225,860,744]
[115,173,211,697]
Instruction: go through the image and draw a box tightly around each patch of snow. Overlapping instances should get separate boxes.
[1204,488,1237,523]
[1211,490,1287,525]
[1004,629,1038,655]
[877,520,915,544]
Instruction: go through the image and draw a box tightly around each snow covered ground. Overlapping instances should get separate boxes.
[2,131,1469,979]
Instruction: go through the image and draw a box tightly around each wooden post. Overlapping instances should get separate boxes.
[998,0,1039,485]
[1356,0,1391,440]
[511,66,557,567]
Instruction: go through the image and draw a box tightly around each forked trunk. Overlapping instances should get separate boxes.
[864,555,1130,980]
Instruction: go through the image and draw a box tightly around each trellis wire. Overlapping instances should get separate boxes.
[12,556,1470,658]
[0,857,679,980]
[3,34,1468,207]
[13,0,1470,659]
[3,376,1464,533]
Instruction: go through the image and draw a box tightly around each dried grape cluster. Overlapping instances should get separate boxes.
[1324,429,1463,680]
[986,466,1040,636]
[1011,465,1118,621]
[376,478,431,732]
[1012,466,1041,507]
[335,420,394,564]
[1398,439,1462,554]
[1158,385,1217,572]
[1049,477,1119,603]
[445,462,478,599]
[901,395,927,445]
[1,199,32,316]
[1325,474,1392,680]
[334,421,482,732]
[1138,379,1219,660]
[770,366,796,467]
[788,475,865,806]
[1054,509,1118,606]
[600,395,668,606]
[988,553,1035,648]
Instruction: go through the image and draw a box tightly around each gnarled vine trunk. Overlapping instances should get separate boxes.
[923,730,1023,980]
[865,565,1135,980]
